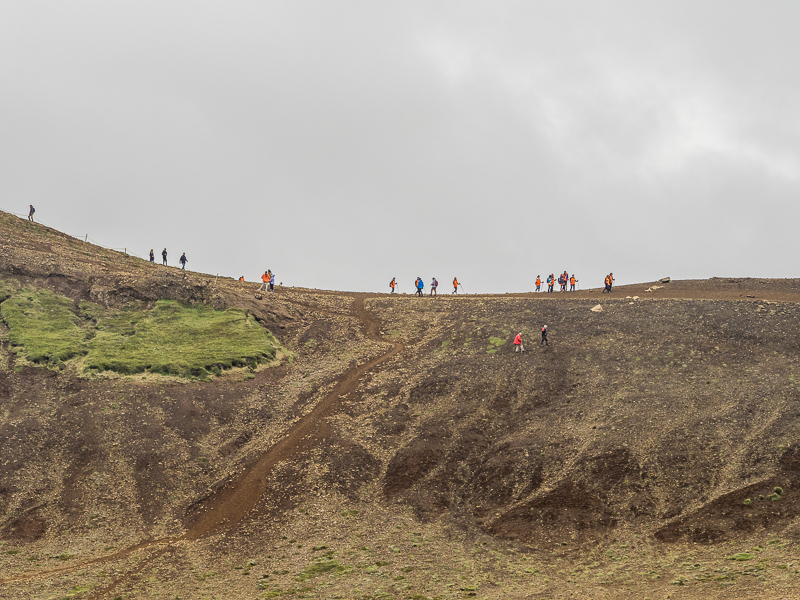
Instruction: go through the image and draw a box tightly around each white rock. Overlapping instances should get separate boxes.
[591,304,603,312]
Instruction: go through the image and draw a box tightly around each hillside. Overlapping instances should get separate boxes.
[1,210,800,599]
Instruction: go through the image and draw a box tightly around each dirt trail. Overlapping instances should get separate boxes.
[0,295,403,597]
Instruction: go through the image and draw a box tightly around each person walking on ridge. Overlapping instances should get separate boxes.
[239,276,244,281]
[416,277,424,297]
[535,275,541,292]
[430,277,438,296]
[269,271,276,292]
[259,271,270,291]
[541,325,549,346]
[149,249,155,263]
[28,205,35,221]
[390,277,397,293]
[452,277,459,294]
[513,332,525,352]
[603,273,614,293]
[570,274,577,292]
[547,274,554,293]
[162,248,168,265]
[179,252,188,269]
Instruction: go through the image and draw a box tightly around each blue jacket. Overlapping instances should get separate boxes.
[417,278,424,289]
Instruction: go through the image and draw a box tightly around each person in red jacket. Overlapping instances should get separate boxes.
[513,332,525,352]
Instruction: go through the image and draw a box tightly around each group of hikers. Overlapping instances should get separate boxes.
[512,325,549,352]
[391,277,461,296]
[149,248,188,269]
[258,270,276,292]
[536,272,578,292]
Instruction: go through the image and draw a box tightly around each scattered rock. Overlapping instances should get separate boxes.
[255,293,263,300]
[659,277,671,283]
[591,304,603,312]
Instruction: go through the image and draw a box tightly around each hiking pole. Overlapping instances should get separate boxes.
[459,283,465,294]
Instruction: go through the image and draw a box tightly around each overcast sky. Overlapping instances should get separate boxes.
[2,1,798,293]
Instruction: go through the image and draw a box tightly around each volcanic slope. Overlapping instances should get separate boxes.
[1,211,800,599]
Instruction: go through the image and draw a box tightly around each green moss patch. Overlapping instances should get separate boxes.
[0,284,284,378]
[1,289,89,365]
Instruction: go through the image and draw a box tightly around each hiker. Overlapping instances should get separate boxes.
[558,273,565,292]
[603,273,614,293]
[513,332,525,352]
[452,277,459,294]
[239,276,244,281]
[416,277,424,297]
[179,253,188,269]
[162,248,168,265]
[535,275,541,292]
[28,205,35,221]
[149,249,155,263]
[547,274,554,293]
[390,277,397,293]
[541,325,549,346]
[259,271,270,291]
[269,271,276,292]
[430,277,438,296]
[570,274,577,292]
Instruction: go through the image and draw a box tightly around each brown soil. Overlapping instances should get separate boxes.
[2,210,800,599]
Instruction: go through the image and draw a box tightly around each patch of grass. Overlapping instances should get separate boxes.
[0,285,286,378]
[727,553,754,561]
[297,559,351,581]
[1,289,88,365]
[488,337,507,347]
[85,300,281,377]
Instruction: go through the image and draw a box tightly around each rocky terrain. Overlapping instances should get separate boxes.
[1,210,800,599]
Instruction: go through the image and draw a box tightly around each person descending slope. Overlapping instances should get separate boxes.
[541,325,549,346]
[513,332,525,353]
[149,249,155,263]
[452,277,459,294]
[28,205,35,221]
[390,277,397,293]
[179,252,188,269]
[535,275,541,292]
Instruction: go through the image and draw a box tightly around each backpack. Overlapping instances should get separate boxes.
[433,279,438,287]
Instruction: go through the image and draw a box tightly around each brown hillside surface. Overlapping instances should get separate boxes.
[1,210,800,599]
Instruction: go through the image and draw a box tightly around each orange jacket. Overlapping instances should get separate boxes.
[390,279,396,288]
[536,278,541,286]
[570,277,575,285]
[262,273,269,283]
[453,278,458,287]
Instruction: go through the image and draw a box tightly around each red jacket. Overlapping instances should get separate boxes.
[513,334,522,345]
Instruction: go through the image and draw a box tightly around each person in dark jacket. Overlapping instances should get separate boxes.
[149,249,155,263]
[162,248,168,265]
[28,205,35,221]
[541,325,549,346]
[179,253,188,269]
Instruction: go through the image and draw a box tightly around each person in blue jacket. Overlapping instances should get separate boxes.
[416,276,424,297]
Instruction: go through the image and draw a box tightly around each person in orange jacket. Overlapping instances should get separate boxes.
[570,274,576,291]
[259,270,270,291]
[390,277,397,293]
[535,275,541,292]
[239,275,244,281]
[513,332,525,352]
[603,273,614,293]
[452,277,459,294]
